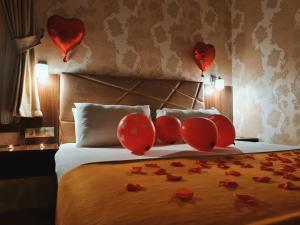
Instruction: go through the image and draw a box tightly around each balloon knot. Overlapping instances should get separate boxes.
[63,54,68,62]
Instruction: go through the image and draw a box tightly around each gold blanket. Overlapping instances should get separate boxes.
[56,150,300,225]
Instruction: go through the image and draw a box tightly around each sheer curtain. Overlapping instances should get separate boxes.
[0,0,43,124]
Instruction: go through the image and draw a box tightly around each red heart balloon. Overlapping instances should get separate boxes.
[47,15,85,62]
[193,42,215,72]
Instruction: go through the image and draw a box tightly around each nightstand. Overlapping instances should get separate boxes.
[235,137,259,142]
[0,144,58,225]
[0,143,58,179]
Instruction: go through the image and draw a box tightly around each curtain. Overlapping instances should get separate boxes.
[0,0,43,123]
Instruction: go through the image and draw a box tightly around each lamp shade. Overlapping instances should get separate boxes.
[35,63,49,80]
[215,77,224,91]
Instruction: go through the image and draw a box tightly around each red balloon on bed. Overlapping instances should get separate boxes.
[117,113,156,155]
[208,114,235,147]
[181,117,217,151]
[155,116,181,144]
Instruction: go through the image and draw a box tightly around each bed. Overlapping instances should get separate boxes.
[55,73,300,225]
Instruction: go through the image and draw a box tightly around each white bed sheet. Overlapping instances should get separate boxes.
[55,141,300,181]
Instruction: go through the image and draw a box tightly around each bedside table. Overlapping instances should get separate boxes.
[235,137,259,142]
[0,144,58,179]
[0,144,58,225]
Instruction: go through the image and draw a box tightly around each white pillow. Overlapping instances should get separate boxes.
[74,103,151,147]
[156,108,220,122]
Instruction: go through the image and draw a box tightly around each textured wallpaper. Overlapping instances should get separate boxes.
[35,0,232,84]
[232,0,300,145]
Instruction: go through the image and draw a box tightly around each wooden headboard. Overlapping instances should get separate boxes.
[59,73,205,143]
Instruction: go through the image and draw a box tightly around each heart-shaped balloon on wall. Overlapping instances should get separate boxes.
[47,15,85,62]
[193,42,216,73]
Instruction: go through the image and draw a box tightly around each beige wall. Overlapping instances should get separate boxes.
[35,0,232,84]
[35,0,300,145]
[232,0,300,145]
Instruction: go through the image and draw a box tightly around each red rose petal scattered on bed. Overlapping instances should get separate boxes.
[154,168,167,175]
[126,183,146,192]
[175,188,194,201]
[294,152,300,155]
[200,164,211,169]
[265,156,278,161]
[188,167,202,174]
[293,162,300,168]
[279,164,296,172]
[252,176,271,183]
[166,173,183,181]
[260,161,273,167]
[244,155,255,160]
[225,170,241,176]
[273,170,288,176]
[130,167,147,175]
[171,162,184,167]
[282,173,300,181]
[278,157,292,163]
[293,158,300,163]
[233,160,243,165]
[241,163,254,168]
[278,182,300,190]
[218,164,230,169]
[260,166,274,171]
[268,153,278,157]
[235,194,257,205]
[219,180,238,189]
[196,160,208,164]
[145,163,160,168]
[282,152,293,156]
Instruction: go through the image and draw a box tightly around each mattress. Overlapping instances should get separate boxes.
[55,141,300,181]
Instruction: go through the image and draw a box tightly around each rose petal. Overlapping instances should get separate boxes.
[293,162,300,168]
[196,160,208,165]
[241,163,254,168]
[279,164,296,172]
[268,153,279,157]
[131,167,147,175]
[219,180,238,188]
[252,176,271,183]
[175,188,194,201]
[188,167,202,174]
[282,152,293,156]
[171,162,184,167]
[244,155,255,160]
[260,161,273,167]
[166,173,182,181]
[273,170,288,176]
[145,163,160,168]
[278,182,300,190]
[260,166,274,171]
[225,170,241,176]
[265,156,278,161]
[218,164,230,169]
[154,168,167,175]
[293,158,300,163]
[235,194,257,205]
[282,173,300,181]
[278,157,292,163]
[233,160,243,165]
[126,183,146,192]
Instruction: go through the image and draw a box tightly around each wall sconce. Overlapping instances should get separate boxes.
[204,75,225,95]
[35,62,49,81]
[215,77,225,91]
